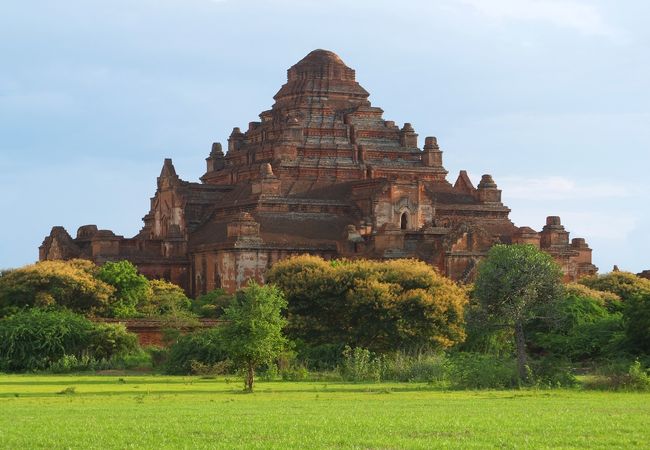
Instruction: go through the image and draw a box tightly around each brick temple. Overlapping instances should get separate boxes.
[40,49,598,295]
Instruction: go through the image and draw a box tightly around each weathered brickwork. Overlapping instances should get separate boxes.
[40,50,598,294]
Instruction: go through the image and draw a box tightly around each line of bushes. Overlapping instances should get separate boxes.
[0,308,141,372]
[157,330,650,390]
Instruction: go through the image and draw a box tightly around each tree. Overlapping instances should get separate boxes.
[165,328,228,375]
[473,244,564,381]
[97,261,151,318]
[266,256,468,354]
[577,272,650,355]
[141,279,192,316]
[191,288,233,318]
[579,271,650,305]
[527,283,623,361]
[0,260,114,317]
[0,308,137,372]
[221,281,288,391]
[623,292,650,354]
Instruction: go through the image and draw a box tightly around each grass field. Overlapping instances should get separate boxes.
[0,375,649,449]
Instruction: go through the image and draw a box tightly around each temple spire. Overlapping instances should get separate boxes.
[157,158,179,189]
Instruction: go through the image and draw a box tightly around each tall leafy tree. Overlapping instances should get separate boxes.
[624,292,650,354]
[579,271,650,304]
[578,271,650,354]
[97,261,151,318]
[141,279,192,316]
[267,256,468,354]
[0,260,114,317]
[221,281,288,392]
[473,244,564,381]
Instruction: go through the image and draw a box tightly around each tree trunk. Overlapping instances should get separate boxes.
[514,321,529,383]
[245,363,255,392]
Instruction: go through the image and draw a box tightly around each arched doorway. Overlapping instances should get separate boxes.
[400,212,408,230]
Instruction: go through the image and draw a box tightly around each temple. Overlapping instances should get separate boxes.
[40,49,598,295]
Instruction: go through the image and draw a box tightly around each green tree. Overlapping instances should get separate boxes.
[221,281,288,392]
[623,293,650,354]
[97,261,151,318]
[165,328,228,375]
[266,256,468,354]
[0,260,114,317]
[140,279,192,316]
[0,308,138,372]
[473,244,564,382]
[579,271,650,308]
[191,288,232,318]
[578,272,650,355]
[527,283,624,361]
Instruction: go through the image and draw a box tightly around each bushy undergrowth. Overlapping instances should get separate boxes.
[295,342,345,371]
[165,328,228,375]
[47,349,152,373]
[339,346,383,382]
[0,309,139,372]
[382,352,448,383]
[447,353,519,389]
[335,347,576,389]
[584,359,650,391]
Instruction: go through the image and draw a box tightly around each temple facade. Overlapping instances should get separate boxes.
[40,49,598,295]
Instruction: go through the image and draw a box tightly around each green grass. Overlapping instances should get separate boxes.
[0,375,648,449]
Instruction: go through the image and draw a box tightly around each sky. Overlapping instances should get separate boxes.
[1,0,648,273]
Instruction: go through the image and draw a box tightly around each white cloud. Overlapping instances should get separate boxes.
[454,0,619,37]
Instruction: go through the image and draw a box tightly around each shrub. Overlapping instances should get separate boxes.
[0,309,95,371]
[626,360,650,390]
[280,365,309,381]
[623,293,650,354]
[146,346,169,369]
[48,354,109,373]
[111,349,153,371]
[97,261,151,318]
[339,346,382,382]
[189,359,232,376]
[88,322,139,360]
[528,285,624,361]
[191,288,232,318]
[460,296,515,356]
[295,342,345,371]
[579,272,650,303]
[381,352,448,383]
[584,359,650,391]
[140,279,192,317]
[165,327,228,375]
[267,256,468,355]
[528,356,577,388]
[0,260,114,317]
[448,353,519,389]
[0,309,140,372]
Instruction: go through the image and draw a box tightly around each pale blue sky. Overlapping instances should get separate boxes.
[1,0,648,273]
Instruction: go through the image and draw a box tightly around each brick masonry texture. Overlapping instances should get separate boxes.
[40,50,598,295]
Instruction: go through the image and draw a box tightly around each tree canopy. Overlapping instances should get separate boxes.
[579,271,650,303]
[266,256,468,353]
[97,261,152,318]
[0,260,114,317]
[221,281,288,391]
[473,244,564,381]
